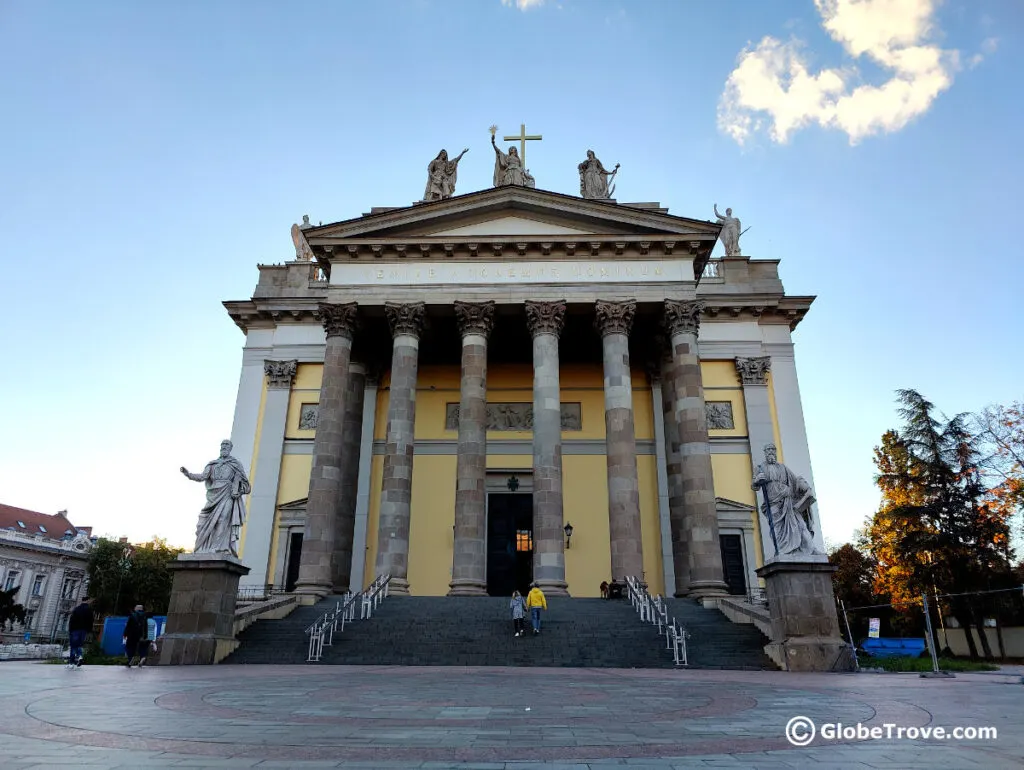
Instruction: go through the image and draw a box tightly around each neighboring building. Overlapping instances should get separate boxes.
[223,182,822,600]
[0,505,93,641]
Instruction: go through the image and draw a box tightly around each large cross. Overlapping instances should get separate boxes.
[503,123,542,167]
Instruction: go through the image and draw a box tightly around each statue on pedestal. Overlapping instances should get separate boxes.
[714,204,742,256]
[578,150,619,199]
[751,443,821,558]
[290,218,315,261]
[491,134,530,188]
[423,148,469,201]
[180,440,251,558]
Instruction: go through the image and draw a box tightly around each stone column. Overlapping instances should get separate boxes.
[525,300,569,596]
[663,300,728,604]
[294,302,358,601]
[658,340,690,596]
[350,374,379,592]
[449,301,495,597]
[735,356,777,563]
[374,302,426,596]
[648,371,676,594]
[240,359,296,590]
[595,300,644,582]
[331,362,367,593]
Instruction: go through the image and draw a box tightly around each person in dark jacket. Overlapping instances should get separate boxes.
[123,605,147,668]
[67,597,94,668]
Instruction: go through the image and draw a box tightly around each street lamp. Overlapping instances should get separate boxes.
[564,522,574,549]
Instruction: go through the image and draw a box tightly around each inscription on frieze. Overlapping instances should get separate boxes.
[445,403,582,431]
[298,404,319,431]
[705,401,735,430]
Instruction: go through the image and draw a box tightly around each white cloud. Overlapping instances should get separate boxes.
[718,0,970,145]
[501,0,545,9]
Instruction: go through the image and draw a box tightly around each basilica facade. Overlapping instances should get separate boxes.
[223,185,823,602]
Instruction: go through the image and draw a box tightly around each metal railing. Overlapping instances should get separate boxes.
[236,585,289,603]
[625,575,689,667]
[305,573,391,663]
[746,586,768,608]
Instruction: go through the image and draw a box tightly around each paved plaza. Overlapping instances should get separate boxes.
[1,662,1021,769]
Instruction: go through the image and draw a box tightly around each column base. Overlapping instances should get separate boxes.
[535,580,570,597]
[387,577,410,596]
[447,579,488,597]
[293,582,332,605]
[686,580,729,607]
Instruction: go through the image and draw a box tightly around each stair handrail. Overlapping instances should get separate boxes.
[626,575,690,666]
[306,573,392,662]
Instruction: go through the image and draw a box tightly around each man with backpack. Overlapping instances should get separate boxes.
[67,597,94,668]
[123,605,147,668]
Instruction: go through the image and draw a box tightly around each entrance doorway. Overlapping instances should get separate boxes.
[486,493,533,596]
[719,534,747,595]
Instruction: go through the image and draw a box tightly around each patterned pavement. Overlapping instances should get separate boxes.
[0,662,1021,768]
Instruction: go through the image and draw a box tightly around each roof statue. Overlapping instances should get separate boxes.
[291,217,315,261]
[714,204,742,256]
[578,150,619,200]
[423,148,469,202]
[490,124,539,189]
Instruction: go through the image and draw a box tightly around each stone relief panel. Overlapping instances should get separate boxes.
[298,404,319,431]
[705,401,735,430]
[445,403,582,431]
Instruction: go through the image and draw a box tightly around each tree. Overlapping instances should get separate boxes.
[864,390,1016,658]
[972,401,1024,536]
[829,542,883,639]
[86,537,184,616]
[0,587,27,631]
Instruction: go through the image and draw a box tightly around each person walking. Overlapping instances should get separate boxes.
[526,582,547,635]
[137,613,158,667]
[510,590,526,637]
[67,597,94,668]
[123,604,147,668]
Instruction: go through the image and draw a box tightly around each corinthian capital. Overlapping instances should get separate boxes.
[735,356,772,385]
[663,299,704,337]
[454,301,495,338]
[264,359,298,389]
[595,299,636,337]
[318,302,358,339]
[385,302,426,338]
[524,300,566,338]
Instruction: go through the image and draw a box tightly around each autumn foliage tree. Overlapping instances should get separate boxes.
[864,390,1016,658]
[86,538,184,616]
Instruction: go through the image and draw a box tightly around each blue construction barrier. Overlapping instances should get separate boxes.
[859,637,927,658]
[99,616,167,656]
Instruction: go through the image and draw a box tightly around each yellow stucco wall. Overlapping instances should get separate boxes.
[264,357,777,594]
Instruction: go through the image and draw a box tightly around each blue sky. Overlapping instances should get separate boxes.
[1,0,1021,551]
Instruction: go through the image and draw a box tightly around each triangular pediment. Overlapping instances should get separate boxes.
[303,186,721,243]
[716,497,756,513]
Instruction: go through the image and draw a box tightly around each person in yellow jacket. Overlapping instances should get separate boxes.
[526,583,547,635]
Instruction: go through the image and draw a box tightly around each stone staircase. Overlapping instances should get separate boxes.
[224,595,777,669]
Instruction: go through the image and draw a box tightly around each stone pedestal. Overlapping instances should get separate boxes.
[158,554,249,666]
[756,560,854,672]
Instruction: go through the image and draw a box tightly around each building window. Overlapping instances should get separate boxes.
[4,570,20,592]
[16,521,25,528]
[516,530,533,552]
[24,610,35,629]
[58,612,70,632]
[61,577,80,600]
[38,525,47,533]
[32,575,45,596]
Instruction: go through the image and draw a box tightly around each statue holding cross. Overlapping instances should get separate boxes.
[490,124,539,189]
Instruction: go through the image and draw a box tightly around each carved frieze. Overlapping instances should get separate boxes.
[445,403,582,431]
[298,404,319,430]
[385,301,426,338]
[524,300,566,338]
[317,302,359,339]
[735,356,772,386]
[595,299,636,337]
[264,360,297,389]
[663,299,704,337]
[454,300,495,338]
[705,401,735,430]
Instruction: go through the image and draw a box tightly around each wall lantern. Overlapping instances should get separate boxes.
[507,475,520,493]
[564,522,574,549]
